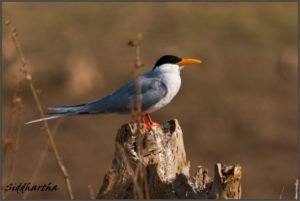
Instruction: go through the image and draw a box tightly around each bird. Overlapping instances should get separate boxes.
[26,55,201,129]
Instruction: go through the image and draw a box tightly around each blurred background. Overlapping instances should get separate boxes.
[2,3,298,199]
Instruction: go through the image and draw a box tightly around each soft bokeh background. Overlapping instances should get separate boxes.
[2,3,298,199]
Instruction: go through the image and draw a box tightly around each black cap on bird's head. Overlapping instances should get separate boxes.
[153,55,182,68]
[152,55,202,70]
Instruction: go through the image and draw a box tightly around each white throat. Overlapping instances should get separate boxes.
[153,63,181,74]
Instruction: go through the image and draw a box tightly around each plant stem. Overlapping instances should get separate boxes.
[6,20,74,199]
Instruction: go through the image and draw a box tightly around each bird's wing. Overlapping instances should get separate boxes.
[94,76,168,113]
[26,75,167,124]
[47,75,167,114]
[140,77,168,111]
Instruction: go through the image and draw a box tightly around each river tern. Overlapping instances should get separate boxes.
[26,55,201,129]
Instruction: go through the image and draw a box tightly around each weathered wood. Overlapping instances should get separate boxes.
[97,119,242,199]
[209,163,242,199]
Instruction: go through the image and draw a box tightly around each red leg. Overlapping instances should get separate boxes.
[145,113,160,130]
[145,113,154,123]
[139,114,145,123]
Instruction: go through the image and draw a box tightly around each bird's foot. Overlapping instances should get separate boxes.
[145,121,160,131]
[137,114,160,131]
[145,113,160,131]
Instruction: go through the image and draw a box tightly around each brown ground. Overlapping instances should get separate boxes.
[2,3,298,199]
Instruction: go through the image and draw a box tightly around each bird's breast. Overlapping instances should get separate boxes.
[163,73,182,100]
[146,72,181,113]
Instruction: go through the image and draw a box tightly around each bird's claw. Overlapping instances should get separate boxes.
[138,113,160,131]
[145,122,160,131]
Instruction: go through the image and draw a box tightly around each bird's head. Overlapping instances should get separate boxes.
[152,55,201,72]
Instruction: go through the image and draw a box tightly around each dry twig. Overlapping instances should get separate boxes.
[5,20,74,200]
[128,33,144,122]
[2,80,25,199]
[279,185,285,199]
[295,179,298,200]
[22,120,64,199]
[6,95,24,183]
[88,184,96,200]
[126,33,151,198]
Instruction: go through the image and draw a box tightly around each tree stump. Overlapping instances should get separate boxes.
[97,119,242,199]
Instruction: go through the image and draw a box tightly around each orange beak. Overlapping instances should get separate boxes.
[176,58,202,66]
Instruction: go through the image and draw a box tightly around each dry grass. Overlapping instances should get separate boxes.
[119,34,152,199]
[87,184,96,200]
[3,21,74,199]
[22,119,64,199]
[295,179,298,200]
[128,33,144,122]
[2,79,24,199]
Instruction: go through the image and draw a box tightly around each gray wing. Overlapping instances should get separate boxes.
[47,73,167,114]
[95,76,167,113]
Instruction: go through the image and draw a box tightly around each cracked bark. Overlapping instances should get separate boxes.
[97,119,242,199]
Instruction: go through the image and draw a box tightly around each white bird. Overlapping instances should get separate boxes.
[26,55,201,129]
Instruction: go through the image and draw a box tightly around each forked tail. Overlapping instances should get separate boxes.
[25,114,70,125]
[25,104,87,125]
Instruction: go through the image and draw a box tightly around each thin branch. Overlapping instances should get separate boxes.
[128,33,144,122]
[295,179,298,200]
[88,184,96,200]
[127,33,150,199]
[5,20,74,200]
[22,120,63,199]
[2,79,25,200]
[2,81,21,160]
[279,185,285,199]
[7,111,23,183]
[7,81,25,184]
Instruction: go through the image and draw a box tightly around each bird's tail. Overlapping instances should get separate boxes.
[25,114,70,125]
[25,104,87,125]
